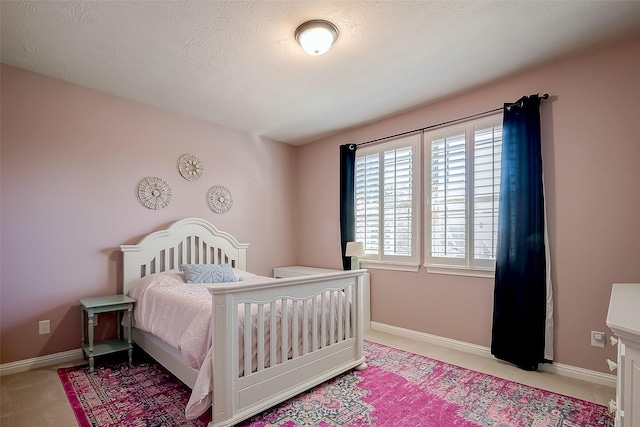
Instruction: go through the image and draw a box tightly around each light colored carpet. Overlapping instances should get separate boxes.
[0,329,614,426]
[1,359,83,426]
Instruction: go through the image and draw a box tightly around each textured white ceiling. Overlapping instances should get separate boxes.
[2,1,640,145]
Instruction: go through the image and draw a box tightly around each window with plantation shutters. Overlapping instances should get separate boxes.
[355,135,420,270]
[425,114,502,275]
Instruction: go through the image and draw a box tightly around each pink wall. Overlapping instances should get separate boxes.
[296,36,640,373]
[0,65,298,364]
[2,36,639,374]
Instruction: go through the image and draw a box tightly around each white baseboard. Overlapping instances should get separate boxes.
[370,321,616,389]
[0,348,84,376]
[3,324,617,389]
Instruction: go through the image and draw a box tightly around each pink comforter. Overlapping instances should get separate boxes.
[128,269,348,419]
[129,269,270,418]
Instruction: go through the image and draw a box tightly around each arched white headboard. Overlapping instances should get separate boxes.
[120,218,249,295]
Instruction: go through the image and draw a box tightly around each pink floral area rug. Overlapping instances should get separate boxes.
[240,341,612,427]
[58,353,211,427]
[59,341,613,427]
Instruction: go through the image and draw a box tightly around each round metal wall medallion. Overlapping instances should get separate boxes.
[137,176,172,210]
[178,154,204,181]
[207,185,233,214]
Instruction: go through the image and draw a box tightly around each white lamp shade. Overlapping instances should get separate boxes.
[345,241,365,257]
[295,20,339,56]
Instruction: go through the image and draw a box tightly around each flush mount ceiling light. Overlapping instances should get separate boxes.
[294,19,339,56]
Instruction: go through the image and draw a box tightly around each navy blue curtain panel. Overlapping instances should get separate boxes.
[491,95,547,371]
[339,144,356,270]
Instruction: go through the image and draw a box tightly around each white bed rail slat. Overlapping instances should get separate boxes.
[257,305,264,371]
[173,245,179,268]
[270,301,277,366]
[318,293,327,348]
[190,236,196,263]
[329,291,336,345]
[281,299,288,365]
[201,239,207,263]
[302,300,309,355]
[312,296,318,352]
[351,283,357,342]
[243,303,251,377]
[207,246,211,264]
[337,291,343,343]
[291,300,299,359]
[181,240,188,266]
[344,285,351,339]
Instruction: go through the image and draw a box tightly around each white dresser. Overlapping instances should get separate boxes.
[606,283,640,427]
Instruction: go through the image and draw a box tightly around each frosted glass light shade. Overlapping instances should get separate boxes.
[295,20,339,56]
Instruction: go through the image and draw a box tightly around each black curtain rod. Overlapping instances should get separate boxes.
[350,93,549,149]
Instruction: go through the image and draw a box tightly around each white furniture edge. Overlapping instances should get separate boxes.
[606,283,640,427]
[606,284,640,340]
[121,217,367,427]
[371,321,617,388]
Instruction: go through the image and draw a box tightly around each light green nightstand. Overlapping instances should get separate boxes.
[79,294,135,372]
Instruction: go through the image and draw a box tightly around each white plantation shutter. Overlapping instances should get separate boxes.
[383,147,413,256]
[430,132,466,260]
[355,135,420,268]
[355,154,380,254]
[473,125,502,262]
[425,115,502,272]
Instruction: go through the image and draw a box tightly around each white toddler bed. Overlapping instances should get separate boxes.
[120,217,367,427]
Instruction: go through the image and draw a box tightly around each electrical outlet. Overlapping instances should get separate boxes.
[38,320,50,335]
[591,330,605,347]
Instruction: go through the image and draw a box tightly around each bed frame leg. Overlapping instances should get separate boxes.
[354,361,368,371]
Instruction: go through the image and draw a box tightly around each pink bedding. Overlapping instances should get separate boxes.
[128,269,349,419]
[129,270,216,369]
[128,269,270,418]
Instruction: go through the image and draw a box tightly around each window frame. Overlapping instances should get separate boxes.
[355,134,421,272]
[423,114,503,278]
